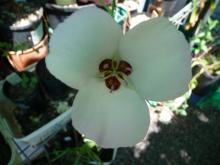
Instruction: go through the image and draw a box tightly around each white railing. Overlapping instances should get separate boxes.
[169,2,194,27]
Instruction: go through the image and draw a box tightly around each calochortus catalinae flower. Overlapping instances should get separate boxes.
[46,6,191,148]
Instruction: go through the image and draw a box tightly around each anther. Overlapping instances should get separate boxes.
[117,60,132,75]
[105,76,121,91]
[99,59,113,72]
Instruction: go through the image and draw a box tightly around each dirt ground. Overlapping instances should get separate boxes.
[111,106,220,165]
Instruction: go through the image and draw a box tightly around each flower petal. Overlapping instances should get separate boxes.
[119,17,192,101]
[71,78,149,148]
[46,6,122,89]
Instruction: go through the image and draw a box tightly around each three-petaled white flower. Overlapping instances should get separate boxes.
[46,6,191,148]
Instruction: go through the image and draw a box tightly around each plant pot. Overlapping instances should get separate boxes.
[45,2,78,29]
[0,110,72,164]
[42,122,84,152]
[58,125,83,148]
[0,75,74,163]
[0,109,44,164]
[0,2,48,72]
[7,34,48,72]
[0,3,44,48]
[45,2,94,29]
[12,110,72,163]
[0,57,13,80]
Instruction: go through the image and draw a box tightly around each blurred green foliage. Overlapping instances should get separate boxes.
[189,2,220,110]
[0,42,30,57]
[50,139,102,165]
[191,18,219,54]
[190,15,220,90]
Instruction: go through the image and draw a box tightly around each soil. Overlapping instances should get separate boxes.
[111,106,220,165]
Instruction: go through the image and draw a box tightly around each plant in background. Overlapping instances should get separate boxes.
[189,16,220,91]
[50,138,102,164]
[20,73,38,90]
[0,42,30,57]
[198,84,220,110]
[191,18,219,55]
[4,72,39,101]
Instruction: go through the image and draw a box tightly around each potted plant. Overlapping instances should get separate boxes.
[188,17,220,105]
[45,0,79,29]
[44,0,114,30]
[0,0,48,71]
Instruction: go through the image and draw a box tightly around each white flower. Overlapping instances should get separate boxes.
[46,6,192,148]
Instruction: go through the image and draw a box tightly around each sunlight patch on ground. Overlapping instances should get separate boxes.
[180,149,191,163]
[133,94,189,159]
[159,106,174,124]
[196,111,209,123]
[134,104,175,158]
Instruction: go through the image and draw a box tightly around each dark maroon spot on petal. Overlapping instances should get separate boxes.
[99,59,113,72]
[105,76,121,91]
[117,60,132,75]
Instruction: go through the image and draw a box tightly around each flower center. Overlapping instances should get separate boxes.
[99,59,132,91]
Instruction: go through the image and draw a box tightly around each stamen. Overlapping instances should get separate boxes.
[117,60,132,75]
[99,59,132,91]
[99,59,113,72]
[105,76,121,91]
